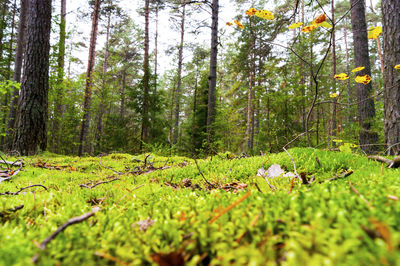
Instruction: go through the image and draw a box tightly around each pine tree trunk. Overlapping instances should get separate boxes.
[6,0,28,148]
[350,0,377,154]
[78,0,101,156]
[12,0,52,155]
[51,0,66,153]
[330,0,337,146]
[382,0,400,154]
[173,0,186,145]
[206,0,219,149]
[140,0,150,151]
[344,26,352,124]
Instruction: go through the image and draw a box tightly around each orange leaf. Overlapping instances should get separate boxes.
[209,191,252,224]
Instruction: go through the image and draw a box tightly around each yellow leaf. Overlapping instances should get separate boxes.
[255,10,274,20]
[350,143,358,148]
[301,24,317,33]
[226,22,233,26]
[355,75,371,85]
[330,93,338,98]
[394,64,400,69]
[234,20,244,29]
[334,73,349,80]
[352,66,365,73]
[318,21,332,28]
[368,26,382,39]
[332,139,343,143]
[245,8,257,16]
[314,14,326,24]
[288,22,303,29]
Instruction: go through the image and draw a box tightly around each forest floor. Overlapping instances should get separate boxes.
[0,148,399,265]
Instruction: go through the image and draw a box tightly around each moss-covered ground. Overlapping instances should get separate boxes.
[0,148,399,265]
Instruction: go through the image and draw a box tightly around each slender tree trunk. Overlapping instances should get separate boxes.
[173,0,186,145]
[382,0,400,154]
[120,69,126,119]
[95,13,111,153]
[6,0,28,148]
[206,0,219,149]
[12,0,52,155]
[140,0,150,151]
[1,0,16,146]
[154,4,159,94]
[344,25,352,124]
[350,0,377,154]
[246,17,255,153]
[0,0,8,67]
[78,0,101,156]
[330,0,337,146]
[369,0,384,74]
[51,0,66,153]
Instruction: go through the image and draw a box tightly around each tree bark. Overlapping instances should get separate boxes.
[382,0,400,154]
[173,0,186,145]
[78,0,101,156]
[350,0,378,154]
[12,0,52,155]
[6,0,28,148]
[206,0,219,149]
[330,0,337,146]
[140,0,150,151]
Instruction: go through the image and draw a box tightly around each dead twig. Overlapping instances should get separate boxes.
[0,184,48,196]
[348,181,373,209]
[282,148,301,182]
[0,204,24,218]
[79,178,120,189]
[324,170,353,182]
[32,207,101,263]
[98,155,122,175]
[193,157,214,188]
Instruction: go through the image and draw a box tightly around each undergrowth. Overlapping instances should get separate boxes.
[0,148,399,265]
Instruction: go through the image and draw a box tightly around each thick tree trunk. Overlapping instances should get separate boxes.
[140,0,150,151]
[350,0,378,154]
[78,0,100,156]
[51,0,66,153]
[382,0,400,154]
[6,0,28,148]
[173,0,186,145]
[12,0,52,155]
[206,0,218,149]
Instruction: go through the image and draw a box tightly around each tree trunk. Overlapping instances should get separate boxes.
[344,25,352,124]
[173,0,186,145]
[95,13,111,153]
[330,0,337,146]
[154,3,159,94]
[206,0,219,149]
[0,0,8,68]
[120,69,126,119]
[51,0,66,153]
[12,0,52,155]
[382,0,400,154]
[78,0,101,156]
[140,0,150,151]
[369,0,384,74]
[6,0,28,148]
[350,0,377,154]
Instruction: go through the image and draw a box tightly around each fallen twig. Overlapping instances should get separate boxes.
[79,178,120,189]
[0,204,24,218]
[324,170,353,182]
[32,207,100,263]
[193,157,214,188]
[387,195,398,201]
[282,148,301,182]
[0,184,48,196]
[236,211,263,243]
[348,181,373,209]
[98,155,122,175]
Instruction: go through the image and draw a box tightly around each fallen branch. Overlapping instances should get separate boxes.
[0,204,24,218]
[367,155,400,168]
[32,207,100,263]
[98,156,122,175]
[193,158,214,188]
[79,178,120,189]
[0,184,48,196]
[0,168,22,182]
[324,170,353,182]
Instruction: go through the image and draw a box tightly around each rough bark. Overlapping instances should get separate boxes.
[382,0,400,154]
[51,0,66,153]
[350,0,378,154]
[173,0,186,145]
[12,0,52,155]
[78,0,101,156]
[206,0,218,148]
[6,0,28,148]
[140,0,150,151]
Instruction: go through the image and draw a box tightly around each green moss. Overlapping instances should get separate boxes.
[0,148,399,265]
